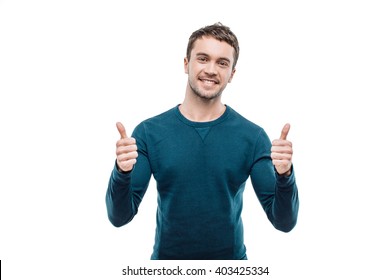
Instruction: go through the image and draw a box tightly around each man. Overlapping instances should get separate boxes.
[106,22,299,260]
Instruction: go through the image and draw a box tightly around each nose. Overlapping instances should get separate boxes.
[204,62,217,75]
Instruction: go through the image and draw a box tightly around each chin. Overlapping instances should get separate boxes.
[199,94,221,101]
[196,90,222,100]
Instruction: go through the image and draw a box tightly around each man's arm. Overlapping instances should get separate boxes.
[105,122,152,227]
[250,125,299,232]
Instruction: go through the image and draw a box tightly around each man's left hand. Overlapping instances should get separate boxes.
[271,123,293,176]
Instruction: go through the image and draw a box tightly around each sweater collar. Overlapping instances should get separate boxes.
[174,104,231,128]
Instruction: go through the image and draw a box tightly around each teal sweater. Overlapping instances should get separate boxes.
[106,105,299,260]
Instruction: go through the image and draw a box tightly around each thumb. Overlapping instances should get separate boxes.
[116,122,128,139]
[279,123,290,140]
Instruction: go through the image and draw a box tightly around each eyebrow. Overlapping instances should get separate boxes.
[195,52,231,63]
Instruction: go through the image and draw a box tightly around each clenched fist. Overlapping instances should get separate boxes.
[271,123,293,176]
[116,122,138,172]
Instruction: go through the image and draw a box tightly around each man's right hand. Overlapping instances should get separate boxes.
[116,122,138,172]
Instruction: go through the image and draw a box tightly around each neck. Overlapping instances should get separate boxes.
[179,89,226,122]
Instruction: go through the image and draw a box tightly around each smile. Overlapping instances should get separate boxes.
[199,78,219,84]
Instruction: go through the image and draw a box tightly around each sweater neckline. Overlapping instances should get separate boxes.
[174,104,231,128]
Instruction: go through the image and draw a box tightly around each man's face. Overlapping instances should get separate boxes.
[184,36,236,100]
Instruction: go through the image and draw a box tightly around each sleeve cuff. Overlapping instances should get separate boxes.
[115,160,132,175]
[275,165,296,190]
[112,161,132,186]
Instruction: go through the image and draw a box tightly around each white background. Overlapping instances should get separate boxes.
[1,0,389,279]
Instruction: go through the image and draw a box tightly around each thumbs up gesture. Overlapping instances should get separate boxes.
[271,123,293,176]
[115,122,138,172]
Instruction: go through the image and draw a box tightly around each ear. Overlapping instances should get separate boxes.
[228,68,236,83]
[184,57,189,74]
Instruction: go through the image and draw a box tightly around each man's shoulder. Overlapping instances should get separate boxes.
[152,106,176,119]
[141,105,178,124]
[133,106,178,136]
[227,106,264,132]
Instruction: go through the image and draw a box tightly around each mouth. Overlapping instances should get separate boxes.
[199,77,219,85]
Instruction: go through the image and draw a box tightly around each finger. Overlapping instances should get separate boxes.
[116,122,128,139]
[271,142,292,151]
[116,137,137,148]
[272,160,292,175]
[118,159,137,172]
[273,159,290,165]
[279,123,290,140]
[117,151,138,162]
[271,147,293,155]
[271,152,292,161]
[116,144,138,155]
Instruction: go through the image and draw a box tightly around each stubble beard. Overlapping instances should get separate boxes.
[188,79,223,101]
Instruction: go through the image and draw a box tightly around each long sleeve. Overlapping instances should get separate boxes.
[105,106,299,259]
[105,123,152,227]
[250,129,299,232]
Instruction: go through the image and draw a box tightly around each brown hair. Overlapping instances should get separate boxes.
[186,22,240,69]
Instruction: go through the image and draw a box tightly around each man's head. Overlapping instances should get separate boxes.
[186,22,240,70]
[184,23,239,100]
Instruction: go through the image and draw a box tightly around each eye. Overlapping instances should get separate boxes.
[218,60,229,67]
[197,56,208,63]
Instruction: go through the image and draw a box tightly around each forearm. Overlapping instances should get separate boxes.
[270,169,299,232]
[105,163,138,227]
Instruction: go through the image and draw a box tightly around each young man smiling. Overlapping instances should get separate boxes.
[106,22,299,260]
